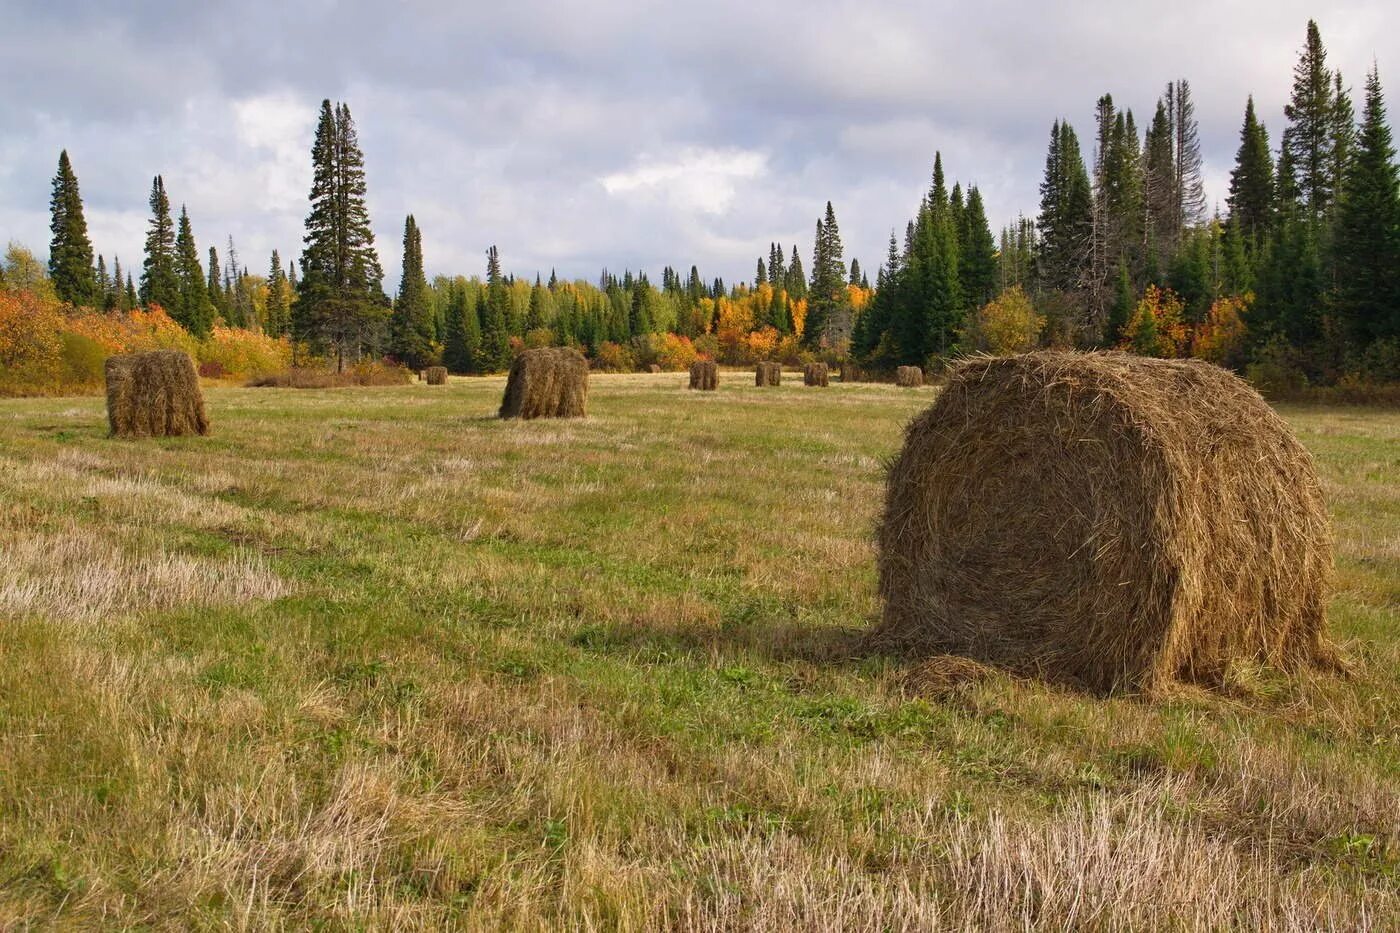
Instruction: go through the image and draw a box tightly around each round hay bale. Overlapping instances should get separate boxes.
[895,365,923,387]
[424,365,448,385]
[499,347,588,419]
[105,349,209,438]
[803,362,830,387]
[755,361,782,386]
[873,351,1335,694]
[648,363,662,374]
[689,360,718,391]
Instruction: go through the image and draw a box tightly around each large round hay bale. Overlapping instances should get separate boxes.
[105,349,209,438]
[803,362,830,387]
[895,365,923,387]
[499,347,588,419]
[755,361,782,386]
[874,351,1335,694]
[424,366,448,385]
[689,360,718,391]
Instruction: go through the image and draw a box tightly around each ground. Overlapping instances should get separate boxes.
[0,373,1395,930]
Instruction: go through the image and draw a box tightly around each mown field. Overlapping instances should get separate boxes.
[0,373,1396,930]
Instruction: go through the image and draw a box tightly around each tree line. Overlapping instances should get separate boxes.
[18,18,1399,385]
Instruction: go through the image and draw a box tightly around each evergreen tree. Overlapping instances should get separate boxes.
[480,246,511,370]
[443,280,482,372]
[1331,71,1356,211]
[1037,121,1094,294]
[96,254,109,301]
[173,206,213,336]
[960,186,998,308]
[755,257,767,286]
[295,100,388,369]
[1334,65,1400,344]
[785,245,806,298]
[389,214,434,368]
[266,250,290,338]
[1170,80,1208,233]
[848,258,862,287]
[48,150,98,306]
[1227,96,1276,247]
[769,242,786,289]
[805,201,847,347]
[125,274,136,309]
[1143,100,1177,264]
[206,245,226,319]
[1282,20,1338,219]
[110,255,127,310]
[140,175,179,310]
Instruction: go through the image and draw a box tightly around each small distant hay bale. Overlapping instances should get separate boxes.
[424,366,448,385]
[499,347,588,419]
[804,362,830,387]
[755,361,782,386]
[689,360,718,391]
[105,349,209,438]
[648,363,662,373]
[873,351,1336,694]
[895,365,923,387]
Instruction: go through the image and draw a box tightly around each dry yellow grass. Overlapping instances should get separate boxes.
[0,374,1394,929]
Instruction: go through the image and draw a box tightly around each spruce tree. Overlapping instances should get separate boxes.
[266,250,290,338]
[389,215,434,368]
[1283,20,1338,219]
[140,176,179,310]
[1170,80,1208,233]
[960,186,998,308]
[1143,100,1177,263]
[173,206,213,336]
[480,246,511,370]
[110,255,126,310]
[1037,121,1093,293]
[48,150,99,307]
[785,245,806,298]
[1334,66,1400,344]
[206,245,226,319]
[443,281,482,372]
[804,202,847,347]
[1228,96,1276,247]
[296,99,388,369]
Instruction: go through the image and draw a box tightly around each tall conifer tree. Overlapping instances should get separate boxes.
[48,150,98,306]
[140,175,179,310]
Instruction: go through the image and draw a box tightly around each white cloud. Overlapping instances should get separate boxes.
[602,148,768,216]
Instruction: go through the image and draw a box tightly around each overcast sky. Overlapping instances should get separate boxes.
[2,1,1397,289]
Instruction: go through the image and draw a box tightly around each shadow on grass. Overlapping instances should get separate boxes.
[569,616,875,668]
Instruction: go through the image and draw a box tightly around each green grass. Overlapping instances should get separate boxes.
[0,373,1396,929]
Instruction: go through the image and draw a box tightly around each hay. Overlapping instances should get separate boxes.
[105,350,209,438]
[755,361,782,387]
[424,366,447,385]
[896,365,923,387]
[804,362,830,387]
[648,363,662,374]
[689,360,718,391]
[873,351,1336,694]
[901,654,998,699]
[498,347,588,419]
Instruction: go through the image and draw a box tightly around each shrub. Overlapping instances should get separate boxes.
[198,326,291,379]
[591,341,635,372]
[962,286,1045,355]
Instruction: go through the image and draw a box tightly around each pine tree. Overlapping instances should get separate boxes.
[848,258,862,286]
[48,150,99,306]
[266,250,290,338]
[1228,96,1276,247]
[140,175,179,310]
[443,281,482,372]
[173,206,213,336]
[110,255,127,310]
[960,186,998,308]
[1283,20,1338,219]
[296,100,388,369]
[96,254,109,301]
[480,246,511,370]
[755,257,767,286]
[1037,121,1094,294]
[1143,100,1176,265]
[1334,65,1400,344]
[805,202,847,347]
[1170,80,1208,233]
[785,245,806,298]
[389,215,434,368]
[206,245,226,319]
[769,243,785,289]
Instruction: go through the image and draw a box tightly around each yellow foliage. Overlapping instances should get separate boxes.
[789,297,808,340]
[962,286,1044,355]
[1192,293,1251,366]
[198,326,292,378]
[1121,286,1189,358]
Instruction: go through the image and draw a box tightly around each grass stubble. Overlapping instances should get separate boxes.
[0,372,1395,929]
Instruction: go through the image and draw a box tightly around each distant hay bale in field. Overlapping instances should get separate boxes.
[648,363,662,373]
[498,347,588,419]
[873,351,1336,695]
[689,360,718,391]
[105,349,209,438]
[424,366,447,385]
[804,362,830,387]
[896,365,923,387]
[755,361,782,386]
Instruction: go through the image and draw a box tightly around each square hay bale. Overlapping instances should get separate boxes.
[872,351,1337,695]
[755,361,782,387]
[105,350,210,438]
[424,366,448,385]
[498,347,588,419]
[896,365,923,387]
[689,360,718,391]
[804,362,830,387]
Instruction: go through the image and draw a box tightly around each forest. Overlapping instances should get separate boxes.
[2,19,1396,396]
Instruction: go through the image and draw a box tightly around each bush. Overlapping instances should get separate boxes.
[58,332,109,389]
[962,286,1045,355]
[247,359,413,388]
[632,332,700,371]
[198,326,291,379]
[590,341,635,372]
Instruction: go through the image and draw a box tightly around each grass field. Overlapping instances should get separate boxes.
[0,373,1396,929]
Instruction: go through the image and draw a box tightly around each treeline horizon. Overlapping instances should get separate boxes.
[10,17,1399,387]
